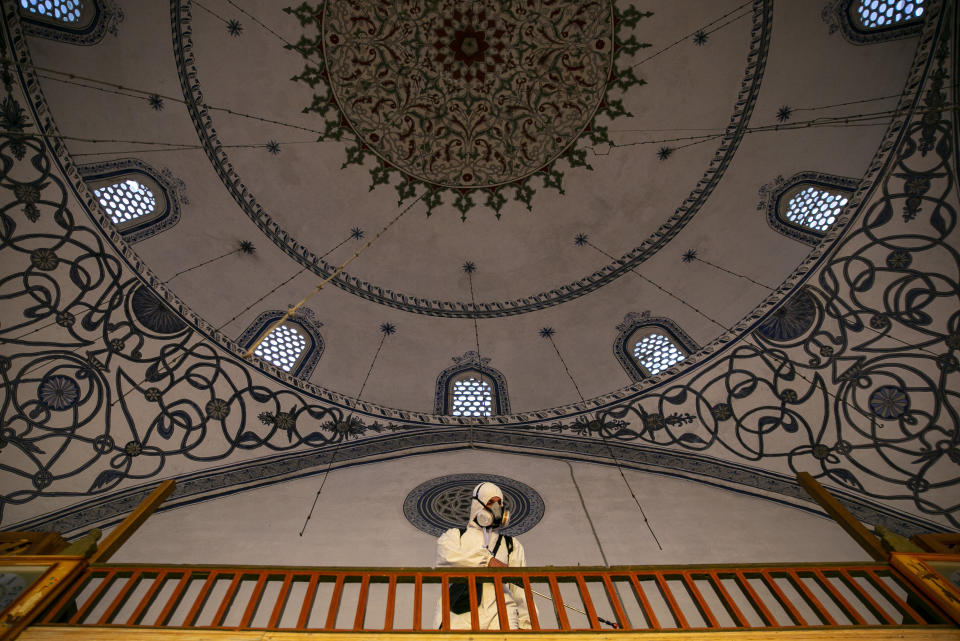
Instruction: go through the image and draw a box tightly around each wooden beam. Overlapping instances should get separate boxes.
[797,472,887,562]
[88,480,176,564]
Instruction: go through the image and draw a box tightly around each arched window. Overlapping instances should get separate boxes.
[852,0,924,29]
[758,171,858,245]
[95,179,156,225]
[20,0,83,22]
[254,324,307,373]
[435,351,510,416]
[79,159,186,243]
[822,0,925,44]
[614,312,699,382]
[18,0,123,45]
[238,308,324,380]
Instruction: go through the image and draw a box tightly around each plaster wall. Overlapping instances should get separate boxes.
[110,450,870,567]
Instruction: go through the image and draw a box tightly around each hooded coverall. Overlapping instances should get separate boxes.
[432,482,533,630]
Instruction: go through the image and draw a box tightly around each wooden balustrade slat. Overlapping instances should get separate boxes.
[41,570,94,624]
[575,574,601,630]
[814,569,868,625]
[629,572,661,630]
[521,577,540,631]
[182,572,219,627]
[353,575,370,630]
[413,574,423,631]
[547,575,570,630]
[839,569,896,625]
[154,572,192,626]
[602,574,629,630]
[864,568,927,624]
[324,575,345,631]
[440,575,450,631]
[296,574,320,630]
[268,574,293,629]
[493,576,509,631]
[467,575,479,631]
[736,571,778,626]
[760,570,807,626]
[240,572,269,628]
[97,571,142,625]
[212,572,243,627]
[682,572,717,628]
[786,570,837,626]
[708,571,749,628]
[69,570,116,624]
[654,573,688,629]
[383,575,397,631]
[126,570,168,626]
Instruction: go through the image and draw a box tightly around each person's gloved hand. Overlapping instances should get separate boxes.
[487,557,508,568]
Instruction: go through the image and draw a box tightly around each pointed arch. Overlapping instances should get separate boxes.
[758,171,859,245]
[18,0,123,45]
[823,0,925,44]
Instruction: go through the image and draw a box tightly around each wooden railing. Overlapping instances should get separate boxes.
[28,562,953,635]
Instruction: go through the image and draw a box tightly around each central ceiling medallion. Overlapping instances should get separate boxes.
[287,1,650,218]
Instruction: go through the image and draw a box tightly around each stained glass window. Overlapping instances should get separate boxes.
[633,333,685,376]
[784,187,847,233]
[854,0,924,28]
[451,376,493,417]
[94,180,157,225]
[19,0,83,22]
[254,324,307,373]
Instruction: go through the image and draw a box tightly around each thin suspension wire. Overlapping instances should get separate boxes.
[242,191,426,359]
[222,0,295,47]
[217,228,362,332]
[690,254,778,291]
[630,0,752,69]
[357,333,387,401]
[465,266,483,447]
[567,461,610,567]
[542,331,663,550]
[164,246,244,284]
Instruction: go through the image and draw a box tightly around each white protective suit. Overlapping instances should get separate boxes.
[432,482,533,630]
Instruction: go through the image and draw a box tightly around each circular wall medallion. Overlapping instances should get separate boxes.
[869,385,910,419]
[404,473,544,537]
[756,289,818,342]
[37,374,80,411]
[322,1,613,188]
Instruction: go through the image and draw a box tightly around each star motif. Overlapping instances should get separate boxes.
[693,30,708,46]
[227,19,243,36]
[266,140,281,155]
[239,240,256,254]
[379,322,397,335]
[148,94,164,111]
[574,233,589,247]
[681,249,698,263]
[462,261,476,274]
[776,105,792,122]
[538,327,555,339]
[657,146,673,161]
[350,227,365,240]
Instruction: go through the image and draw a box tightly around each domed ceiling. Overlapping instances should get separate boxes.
[0,0,957,536]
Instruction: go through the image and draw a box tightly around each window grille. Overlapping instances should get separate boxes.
[253,324,307,373]
[19,0,82,22]
[854,0,924,28]
[784,187,847,233]
[451,376,493,417]
[94,179,157,225]
[633,333,685,376]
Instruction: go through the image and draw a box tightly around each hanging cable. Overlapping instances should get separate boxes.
[462,261,485,448]
[242,191,425,359]
[164,240,255,285]
[629,0,752,69]
[300,321,397,536]
[539,327,663,550]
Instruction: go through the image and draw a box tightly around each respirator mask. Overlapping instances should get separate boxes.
[473,489,509,529]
